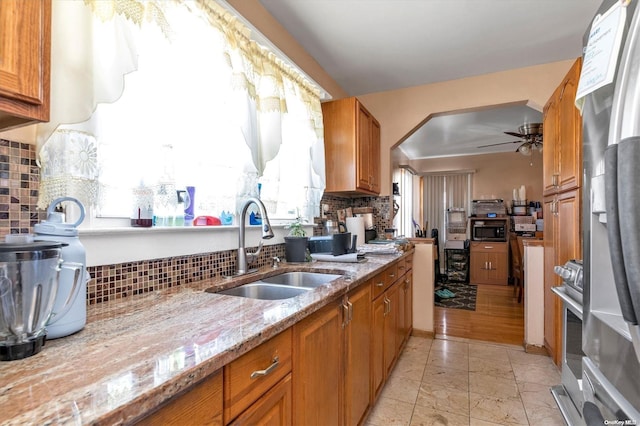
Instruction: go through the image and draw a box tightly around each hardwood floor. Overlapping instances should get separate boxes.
[434,284,525,346]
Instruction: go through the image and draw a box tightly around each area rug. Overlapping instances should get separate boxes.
[434,281,477,311]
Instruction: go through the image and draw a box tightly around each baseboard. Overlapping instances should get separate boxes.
[524,343,549,356]
[411,329,435,339]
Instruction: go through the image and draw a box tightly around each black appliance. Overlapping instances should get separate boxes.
[471,220,507,242]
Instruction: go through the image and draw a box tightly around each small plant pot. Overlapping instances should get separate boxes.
[284,236,309,263]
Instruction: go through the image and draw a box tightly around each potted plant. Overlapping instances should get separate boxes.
[284,215,310,263]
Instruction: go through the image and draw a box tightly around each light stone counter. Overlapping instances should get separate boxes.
[0,251,410,425]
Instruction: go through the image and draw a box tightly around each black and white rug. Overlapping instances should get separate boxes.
[434,281,477,311]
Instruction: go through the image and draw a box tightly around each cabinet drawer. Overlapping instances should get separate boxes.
[372,263,397,299]
[471,242,508,253]
[224,328,292,423]
[403,255,413,272]
[396,258,408,276]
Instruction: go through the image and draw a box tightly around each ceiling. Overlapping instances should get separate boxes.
[258,0,602,159]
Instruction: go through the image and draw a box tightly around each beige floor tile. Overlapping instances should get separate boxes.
[431,339,469,356]
[468,342,512,362]
[416,380,470,416]
[427,350,469,371]
[469,392,529,425]
[469,372,519,399]
[410,404,470,426]
[469,356,515,380]
[380,373,422,404]
[394,353,429,380]
[367,396,415,426]
[422,365,470,392]
[511,363,561,387]
[508,349,556,367]
[523,403,565,425]
[517,381,558,410]
[469,418,506,426]
[406,336,434,350]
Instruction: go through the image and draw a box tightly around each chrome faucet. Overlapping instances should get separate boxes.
[236,197,274,275]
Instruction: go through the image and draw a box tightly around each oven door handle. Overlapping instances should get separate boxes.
[552,286,583,318]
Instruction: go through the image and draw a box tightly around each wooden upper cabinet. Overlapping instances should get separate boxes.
[322,97,381,196]
[0,0,51,130]
[542,58,582,196]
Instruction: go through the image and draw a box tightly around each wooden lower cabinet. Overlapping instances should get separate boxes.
[293,298,344,425]
[371,258,413,403]
[384,281,401,377]
[229,374,292,426]
[544,189,582,365]
[399,272,413,348]
[136,370,223,426]
[224,329,292,424]
[470,242,508,285]
[344,282,372,426]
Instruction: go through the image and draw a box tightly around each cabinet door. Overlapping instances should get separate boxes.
[137,370,223,426]
[485,251,508,285]
[369,118,381,193]
[357,105,372,191]
[292,299,343,426]
[230,374,292,426]
[399,273,413,345]
[469,250,487,284]
[557,59,582,193]
[344,284,372,426]
[0,0,51,129]
[384,282,401,377]
[543,90,560,195]
[371,295,386,401]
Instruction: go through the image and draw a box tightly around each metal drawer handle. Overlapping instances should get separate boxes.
[376,281,385,287]
[250,356,279,379]
[389,273,396,278]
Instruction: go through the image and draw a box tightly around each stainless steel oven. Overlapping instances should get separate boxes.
[551,259,586,425]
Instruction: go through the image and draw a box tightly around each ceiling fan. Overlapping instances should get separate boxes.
[477,123,543,155]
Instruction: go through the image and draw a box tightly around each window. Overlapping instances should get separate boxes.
[37,0,325,227]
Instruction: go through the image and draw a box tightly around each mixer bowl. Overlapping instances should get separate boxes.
[0,242,65,361]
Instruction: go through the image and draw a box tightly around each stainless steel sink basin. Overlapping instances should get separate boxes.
[216,283,311,300]
[259,271,342,288]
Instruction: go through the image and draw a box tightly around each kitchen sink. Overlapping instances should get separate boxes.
[216,283,312,300]
[259,271,343,288]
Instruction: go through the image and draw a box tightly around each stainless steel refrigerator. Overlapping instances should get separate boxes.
[581,0,640,423]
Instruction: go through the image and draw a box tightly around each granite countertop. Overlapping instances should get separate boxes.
[0,251,409,425]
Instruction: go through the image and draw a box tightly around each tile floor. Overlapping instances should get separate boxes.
[367,336,565,426]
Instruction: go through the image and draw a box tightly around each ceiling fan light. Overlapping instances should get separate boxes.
[519,143,531,155]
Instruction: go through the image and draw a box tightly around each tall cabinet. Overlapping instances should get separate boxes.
[322,97,381,195]
[542,58,583,365]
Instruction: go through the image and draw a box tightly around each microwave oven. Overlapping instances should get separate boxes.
[472,221,506,241]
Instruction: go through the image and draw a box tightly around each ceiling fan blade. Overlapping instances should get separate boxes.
[477,140,521,148]
[504,131,526,138]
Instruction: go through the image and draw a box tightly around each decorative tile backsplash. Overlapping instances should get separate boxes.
[0,139,46,235]
[0,138,390,305]
[315,194,392,236]
[86,244,284,305]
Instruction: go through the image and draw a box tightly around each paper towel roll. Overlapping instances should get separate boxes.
[345,217,365,248]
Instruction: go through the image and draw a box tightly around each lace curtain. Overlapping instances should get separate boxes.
[37,0,325,223]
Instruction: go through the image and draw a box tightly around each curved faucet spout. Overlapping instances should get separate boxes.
[237,197,274,275]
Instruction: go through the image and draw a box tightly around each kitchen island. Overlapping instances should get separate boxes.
[0,250,411,425]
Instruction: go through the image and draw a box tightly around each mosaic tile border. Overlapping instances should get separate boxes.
[86,244,285,305]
